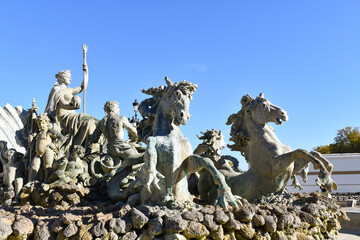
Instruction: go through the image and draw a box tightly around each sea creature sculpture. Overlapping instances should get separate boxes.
[134,77,240,209]
[193,129,240,203]
[225,93,337,199]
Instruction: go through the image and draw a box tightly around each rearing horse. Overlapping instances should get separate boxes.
[134,77,240,209]
[225,94,337,199]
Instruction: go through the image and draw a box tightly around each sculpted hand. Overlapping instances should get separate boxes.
[70,96,81,109]
[72,101,80,109]
[81,63,88,90]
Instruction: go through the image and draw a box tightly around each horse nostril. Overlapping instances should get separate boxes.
[180,112,184,117]
[281,112,285,115]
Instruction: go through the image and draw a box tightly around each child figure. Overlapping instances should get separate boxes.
[0,144,24,205]
[28,113,66,183]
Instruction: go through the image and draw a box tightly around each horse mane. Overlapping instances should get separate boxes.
[226,95,253,164]
[137,77,197,142]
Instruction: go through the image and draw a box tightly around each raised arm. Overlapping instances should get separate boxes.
[70,63,87,96]
[71,86,84,96]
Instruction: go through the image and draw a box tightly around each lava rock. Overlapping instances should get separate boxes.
[131,208,148,229]
[96,212,113,222]
[66,193,81,205]
[181,210,204,222]
[109,218,126,234]
[120,230,137,240]
[12,215,34,238]
[263,215,277,233]
[137,230,153,240]
[272,205,286,216]
[301,203,321,217]
[0,218,12,239]
[92,220,108,238]
[148,217,163,236]
[277,213,294,230]
[252,214,265,227]
[51,219,63,233]
[203,214,218,231]
[77,223,94,240]
[117,205,132,218]
[163,233,187,240]
[235,205,255,223]
[51,192,63,204]
[35,220,53,240]
[238,223,256,239]
[164,214,187,233]
[183,221,209,238]
[106,231,119,240]
[214,209,229,224]
[209,224,224,240]
[63,223,78,238]
[298,211,317,227]
[62,213,82,225]
[224,212,241,230]
[201,205,215,215]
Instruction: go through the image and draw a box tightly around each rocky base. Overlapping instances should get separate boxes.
[16,181,108,208]
[0,192,349,240]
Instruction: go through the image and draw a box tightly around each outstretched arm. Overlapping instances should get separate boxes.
[122,117,138,140]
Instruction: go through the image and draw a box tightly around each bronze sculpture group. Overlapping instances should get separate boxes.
[0,45,338,209]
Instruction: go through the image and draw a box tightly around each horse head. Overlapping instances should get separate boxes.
[138,77,197,138]
[241,93,288,126]
[161,77,197,126]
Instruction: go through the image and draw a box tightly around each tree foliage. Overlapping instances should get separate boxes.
[315,127,360,153]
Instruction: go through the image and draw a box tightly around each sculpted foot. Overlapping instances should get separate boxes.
[316,172,337,192]
[300,163,310,182]
[291,175,304,190]
[215,186,242,211]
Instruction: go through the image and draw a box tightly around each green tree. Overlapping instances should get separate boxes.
[314,127,360,153]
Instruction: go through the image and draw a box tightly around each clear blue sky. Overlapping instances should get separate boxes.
[1,1,360,170]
